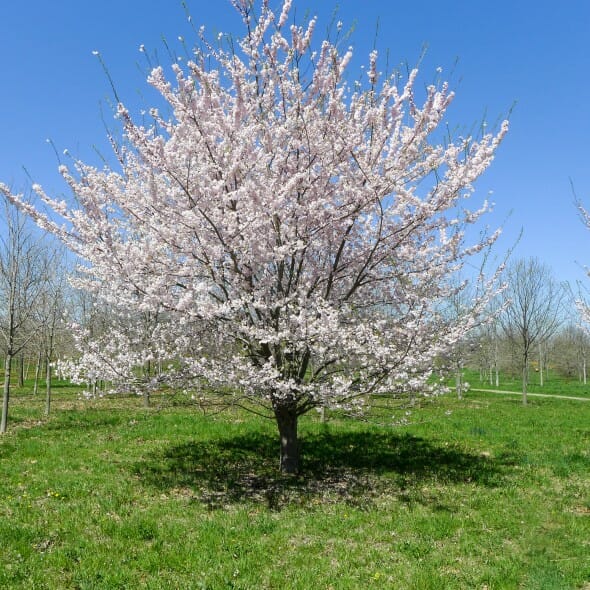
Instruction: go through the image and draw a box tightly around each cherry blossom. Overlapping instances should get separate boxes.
[2,0,507,472]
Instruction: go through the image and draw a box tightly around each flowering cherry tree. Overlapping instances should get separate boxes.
[2,0,507,472]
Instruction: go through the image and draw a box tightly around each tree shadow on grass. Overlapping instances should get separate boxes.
[132,428,510,510]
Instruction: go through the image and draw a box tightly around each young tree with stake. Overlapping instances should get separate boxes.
[2,0,507,472]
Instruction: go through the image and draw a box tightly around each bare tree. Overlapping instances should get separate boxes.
[476,299,504,388]
[500,258,565,404]
[36,261,69,416]
[440,282,481,399]
[552,323,589,383]
[0,196,51,432]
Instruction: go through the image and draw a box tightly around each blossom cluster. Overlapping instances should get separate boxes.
[2,0,507,417]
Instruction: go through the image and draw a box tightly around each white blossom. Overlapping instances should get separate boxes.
[1,0,507,472]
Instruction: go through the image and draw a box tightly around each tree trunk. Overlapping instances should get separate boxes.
[455,369,462,399]
[45,356,51,416]
[522,354,528,406]
[494,339,499,388]
[18,354,25,387]
[1,354,12,434]
[274,405,300,474]
[143,360,151,408]
[33,349,42,395]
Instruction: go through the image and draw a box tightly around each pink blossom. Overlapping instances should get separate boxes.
[2,0,507,473]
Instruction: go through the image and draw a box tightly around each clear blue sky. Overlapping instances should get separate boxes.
[1,0,589,287]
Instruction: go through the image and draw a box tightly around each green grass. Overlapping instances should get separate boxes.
[461,369,590,397]
[0,385,589,589]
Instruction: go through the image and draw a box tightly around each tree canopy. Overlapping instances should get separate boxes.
[1,0,507,471]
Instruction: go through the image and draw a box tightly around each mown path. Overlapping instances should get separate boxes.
[470,388,590,402]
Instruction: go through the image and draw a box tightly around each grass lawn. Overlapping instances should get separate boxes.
[461,368,590,397]
[0,383,589,589]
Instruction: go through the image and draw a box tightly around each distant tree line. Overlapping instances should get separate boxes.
[3,199,585,429]
[451,257,587,400]
[0,195,75,432]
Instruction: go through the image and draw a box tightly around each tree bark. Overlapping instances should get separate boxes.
[33,349,42,395]
[143,360,151,408]
[45,356,51,416]
[18,354,24,387]
[274,405,300,474]
[522,354,528,406]
[1,354,12,434]
[494,338,499,387]
[455,369,462,399]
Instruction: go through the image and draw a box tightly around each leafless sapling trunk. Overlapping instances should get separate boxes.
[0,195,51,432]
[500,258,565,405]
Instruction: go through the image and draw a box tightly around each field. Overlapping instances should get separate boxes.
[462,368,590,398]
[0,381,589,589]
